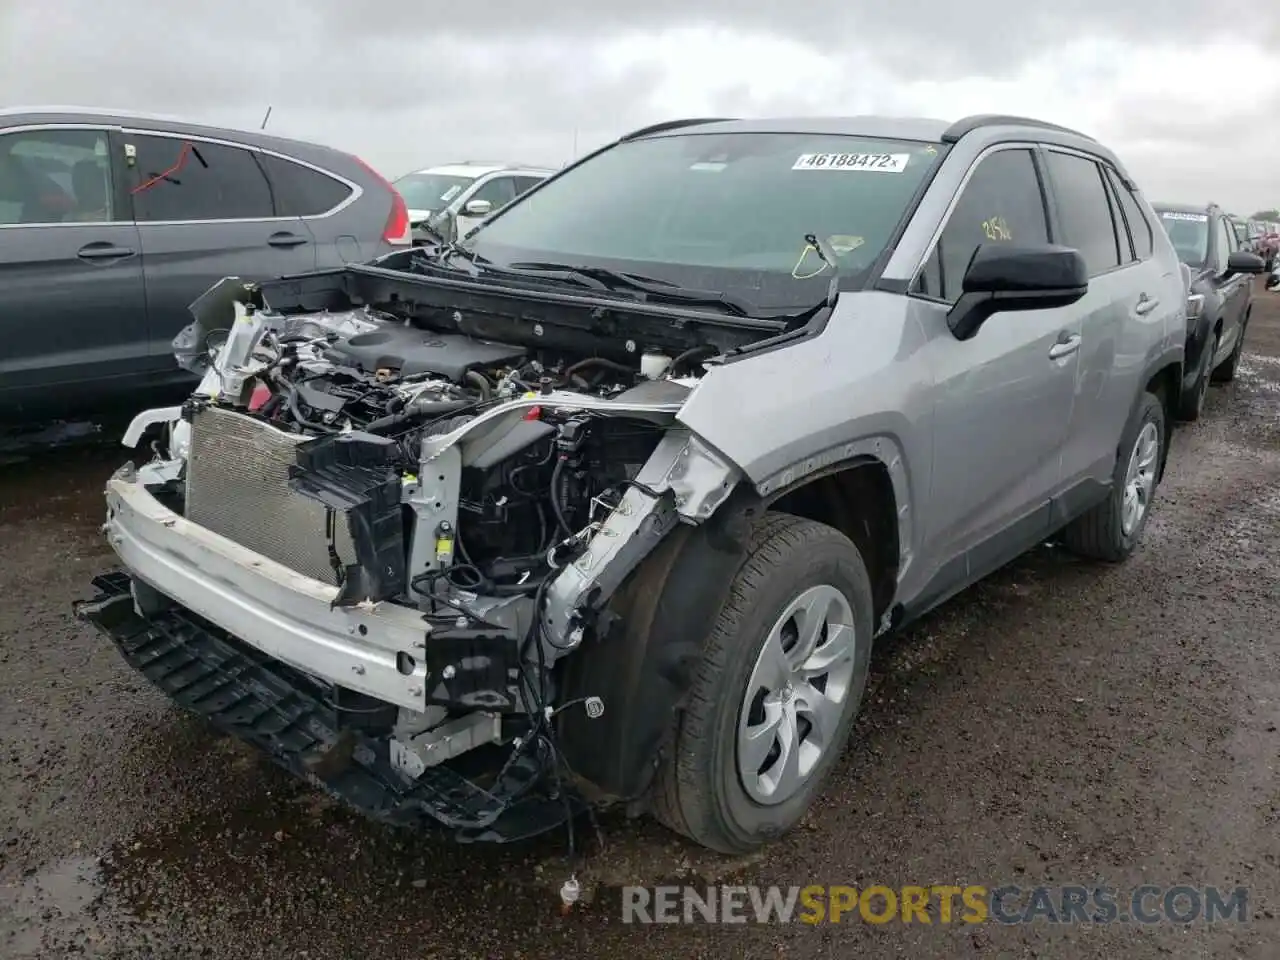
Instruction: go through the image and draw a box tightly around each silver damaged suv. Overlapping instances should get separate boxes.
[78,114,1185,854]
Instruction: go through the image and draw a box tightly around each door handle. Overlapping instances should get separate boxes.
[1134,294,1160,316]
[267,232,308,248]
[77,242,135,261]
[1049,333,1081,360]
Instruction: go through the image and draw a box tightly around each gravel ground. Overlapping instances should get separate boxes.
[3,283,1278,959]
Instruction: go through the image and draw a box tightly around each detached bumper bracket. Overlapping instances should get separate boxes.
[74,572,580,843]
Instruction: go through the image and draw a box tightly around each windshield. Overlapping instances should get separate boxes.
[1155,209,1210,267]
[393,172,475,212]
[461,132,944,311]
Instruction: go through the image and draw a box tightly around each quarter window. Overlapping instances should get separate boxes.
[259,154,352,216]
[0,128,115,225]
[130,135,274,222]
[1044,151,1123,277]
[915,148,1049,302]
[1105,167,1153,260]
[512,175,545,196]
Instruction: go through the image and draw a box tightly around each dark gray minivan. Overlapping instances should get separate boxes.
[0,107,410,420]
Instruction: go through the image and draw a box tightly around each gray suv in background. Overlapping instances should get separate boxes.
[0,107,410,420]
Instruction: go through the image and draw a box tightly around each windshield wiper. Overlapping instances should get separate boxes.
[507,261,753,317]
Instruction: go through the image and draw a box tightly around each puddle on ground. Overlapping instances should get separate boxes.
[0,854,125,957]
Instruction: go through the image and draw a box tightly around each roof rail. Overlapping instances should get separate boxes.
[619,117,734,141]
[450,159,554,169]
[941,114,1095,144]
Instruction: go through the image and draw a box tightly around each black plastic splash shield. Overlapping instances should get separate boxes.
[287,430,406,607]
[73,572,581,843]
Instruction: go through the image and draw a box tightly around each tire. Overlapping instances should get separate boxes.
[1211,316,1247,384]
[651,512,874,854]
[1178,329,1218,421]
[1062,391,1165,562]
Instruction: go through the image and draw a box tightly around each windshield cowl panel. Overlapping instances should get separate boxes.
[461,132,943,312]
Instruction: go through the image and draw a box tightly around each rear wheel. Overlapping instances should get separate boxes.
[652,513,874,854]
[1062,391,1164,562]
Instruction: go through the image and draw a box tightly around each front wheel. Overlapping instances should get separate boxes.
[1178,330,1218,421]
[1211,317,1248,384]
[651,513,874,854]
[1062,391,1165,562]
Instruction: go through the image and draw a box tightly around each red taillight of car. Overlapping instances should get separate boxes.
[352,155,411,246]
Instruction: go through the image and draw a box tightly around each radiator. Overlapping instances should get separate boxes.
[184,405,356,584]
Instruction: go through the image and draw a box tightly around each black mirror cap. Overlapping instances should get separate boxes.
[948,243,1089,341]
[962,242,1089,294]
[1226,250,1266,274]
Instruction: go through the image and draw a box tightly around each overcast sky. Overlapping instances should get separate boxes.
[4,1,1279,214]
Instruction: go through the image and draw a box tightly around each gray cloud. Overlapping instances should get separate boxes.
[309,0,1272,79]
[3,1,1280,212]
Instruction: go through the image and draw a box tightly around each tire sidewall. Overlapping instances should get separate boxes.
[704,534,874,847]
[1109,392,1165,553]
[1213,317,1248,382]
[1232,317,1248,364]
[1194,332,1218,414]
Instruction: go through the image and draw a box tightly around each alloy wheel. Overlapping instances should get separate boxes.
[737,584,858,805]
[1121,422,1160,536]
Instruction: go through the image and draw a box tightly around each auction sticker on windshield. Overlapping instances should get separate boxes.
[792,153,909,172]
[1161,212,1208,221]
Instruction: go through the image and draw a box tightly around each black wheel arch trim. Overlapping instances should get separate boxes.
[556,486,763,802]
[1141,344,1181,480]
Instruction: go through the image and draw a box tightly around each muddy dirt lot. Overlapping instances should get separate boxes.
[3,284,1278,959]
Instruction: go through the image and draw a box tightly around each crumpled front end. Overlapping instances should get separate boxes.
[76,276,745,841]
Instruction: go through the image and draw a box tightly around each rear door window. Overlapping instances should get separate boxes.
[0,128,116,224]
[914,147,1050,302]
[129,134,274,222]
[259,154,353,216]
[1043,150,1123,277]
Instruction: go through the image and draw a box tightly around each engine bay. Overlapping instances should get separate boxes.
[183,302,712,606]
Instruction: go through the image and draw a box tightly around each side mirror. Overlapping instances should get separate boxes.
[1226,250,1266,275]
[463,198,493,217]
[948,243,1089,340]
